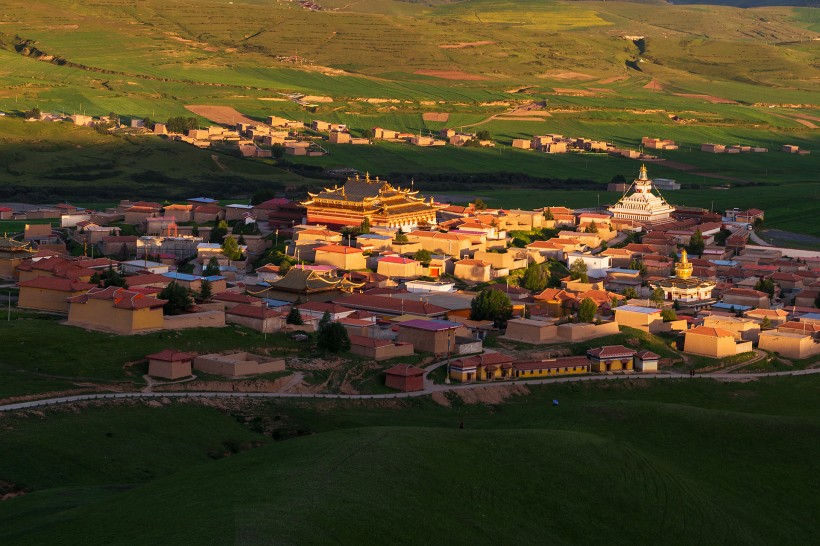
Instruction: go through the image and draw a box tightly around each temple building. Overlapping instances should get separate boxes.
[302,172,441,229]
[608,165,675,224]
[651,250,716,305]
[252,267,364,302]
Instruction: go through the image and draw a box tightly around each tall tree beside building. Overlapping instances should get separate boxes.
[570,258,589,283]
[661,308,677,322]
[317,322,350,354]
[286,306,304,325]
[578,297,597,323]
[651,286,665,307]
[221,235,243,261]
[359,217,371,235]
[760,317,772,330]
[413,249,432,264]
[584,222,599,234]
[159,282,193,316]
[687,228,705,256]
[199,279,212,302]
[755,278,776,299]
[203,257,221,277]
[318,310,332,330]
[520,262,549,292]
[394,228,408,244]
[210,220,229,243]
[623,287,638,300]
[470,288,513,327]
[543,207,554,220]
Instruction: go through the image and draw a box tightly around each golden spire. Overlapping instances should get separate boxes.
[675,249,693,280]
[638,164,648,180]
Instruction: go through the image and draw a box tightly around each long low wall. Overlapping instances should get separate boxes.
[163,310,226,330]
[194,353,286,377]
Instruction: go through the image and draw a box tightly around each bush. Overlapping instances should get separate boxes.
[578,297,597,323]
[317,322,350,353]
[470,289,512,327]
[159,282,193,316]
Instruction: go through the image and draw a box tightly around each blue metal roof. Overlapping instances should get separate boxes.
[163,272,198,282]
[712,302,752,311]
[263,298,291,308]
[616,305,661,314]
[709,260,739,267]
[188,197,218,204]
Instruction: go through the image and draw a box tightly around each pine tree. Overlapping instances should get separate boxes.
[159,282,193,316]
[199,279,212,302]
[318,310,332,330]
[687,228,705,256]
[286,306,304,325]
[578,298,597,323]
[221,235,243,261]
[203,257,221,277]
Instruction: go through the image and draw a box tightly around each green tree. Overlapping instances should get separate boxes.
[578,297,597,323]
[661,308,677,322]
[520,262,549,292]
[159,281,193,316]
[651,286,665,307]
[687,228,705,256]
[210,220,229,243]
[191,224,199,237]
[361,128,375,139]
[199,279,212,302]
[569,258,588,283]
[286,306,304,325]
[473,198,487,211]
[470,288,513,327]
[755,278,775,299]
[610,174,626,185]
[475,129,491,141]
[221,235,243,261]
[760,316,772,330]
[543,207,554,220]
[317,322,351,354]
[623,287,638,300]
[91,265,128,288]
[24,108,41,120]
[359,217,371,234]
[394,228,408,244]
[414,249,432,264]
[584,222,599,234]
[318,310,332,330]
[204,257,221,277]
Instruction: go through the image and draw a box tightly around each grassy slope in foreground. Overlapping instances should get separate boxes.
[2,376,819,545]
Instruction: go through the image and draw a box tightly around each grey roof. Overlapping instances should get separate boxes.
[391,291,475,311]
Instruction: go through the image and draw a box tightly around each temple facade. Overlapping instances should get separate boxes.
[302,173,440,229]
[608,165,675,224]
[651,250,716,304]
[0,236,36,279]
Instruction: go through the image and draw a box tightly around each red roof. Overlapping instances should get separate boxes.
[17,276,95,292]
[384,364,425,377]
[298,301,353,314]
[687,326,734,338]
[225,304,281,319]
[513,356,590,371]
[124,273,170,287]
[213,292,259,304]
[635,350,660,360]
[378,256,416,265]
[67,286,167,309]
[587,345,637,359]
[332,294,447,316]
[348,334,394,348]
[146,349,195,362]
[315,245,363,255]
[723,288,768,298]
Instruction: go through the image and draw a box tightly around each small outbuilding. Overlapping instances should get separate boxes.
[634,350,660,372]
[147,349,195,379]
[383,364,425,392]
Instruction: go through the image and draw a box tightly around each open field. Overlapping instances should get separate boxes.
[1,375,818,544]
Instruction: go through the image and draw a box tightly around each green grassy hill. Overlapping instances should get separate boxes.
[1,376,819,544]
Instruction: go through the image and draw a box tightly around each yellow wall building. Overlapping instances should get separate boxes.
[67,286,166,334]
[17,277,96,313]
[512,357,590,378]
[313,245,367,270]
[684,326,752,358]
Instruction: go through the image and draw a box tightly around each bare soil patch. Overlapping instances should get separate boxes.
[423,112,450,122]
[414,69,488,81]
[494,116,549,122]
[673,93,737,104]
[439,41,496,49]
[456,384,530,405]
[431,391,451,407]
[185,105,256,126]
[790,118,818,129]
[643,80,664,91]
[587,87,616,93]
[538,71,596,80]
[302,95,334,103]
[552,88,598,96]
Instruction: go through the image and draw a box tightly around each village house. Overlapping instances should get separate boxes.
[744,308,790,326]
[396,319,471,354]
[757,330,820,359]
[683,326,753,358]
[333,294,448,318]
[225,304,284,333]
[376,256,423,279]
[722,288,770,309]
[587,345,637,373]
[449,353,515,382]
[313,245,366,270]
[614,305,664,332]
[66,286,167,334]
[453,259,492,283]
[383,364,426,392]
[349,336,415,362]
[407,231,474,258]
[23,224,59,245]
[567,252,612,278]
[512,356,591,379]
[17,276,96,313]
[701,315,761,342]
[147,350,195,380]
[634,350,661,372]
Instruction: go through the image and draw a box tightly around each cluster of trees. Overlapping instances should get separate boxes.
[165,117,200,133]
[755,278,776,299]
[470,289,512,327]
[90,266,127,288]
[159,282,193,316]
[24,108,41,120]
[570,258,588,283]
[686,228,705,256]
[285,308,350,353]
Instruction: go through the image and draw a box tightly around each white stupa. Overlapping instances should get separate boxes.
[608,165,675,223]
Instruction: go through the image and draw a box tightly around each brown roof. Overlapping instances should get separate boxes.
[348,334,393,348]
[193,205,223,214]
[146,349,195,362]
[315,245,364,255]
[125,273,171,287]
[213,292,259,304]
[724,288,768,298]
[635,350,660,360]
[297,301,353,314]
[451,352,514,369]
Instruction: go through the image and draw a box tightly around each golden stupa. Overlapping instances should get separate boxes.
[674,249,693,280]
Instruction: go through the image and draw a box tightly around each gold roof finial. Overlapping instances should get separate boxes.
[365,171,370,182]
[639,164,648,180]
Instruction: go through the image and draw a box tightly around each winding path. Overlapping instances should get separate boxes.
[2,368,818,413]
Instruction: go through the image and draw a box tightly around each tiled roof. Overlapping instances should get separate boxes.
[724,288,768,298]
[687,326,735,338]
[297,301,353,314]
[513,356,589,371]
[213,292,259,304]
[348,335,394,348]
[635,350,660,359]
[17,276,95,292]
[146,349,195,362]
[226,304,281,319]
[315,245,364,254]
[67,286,167,309]
[452,352,514,369]
[123,273,170,287]
[455,259,489,267]
[398,318,461,331]
[383,364,425,377]
[587,345,637,359]
[333,294,447,316]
